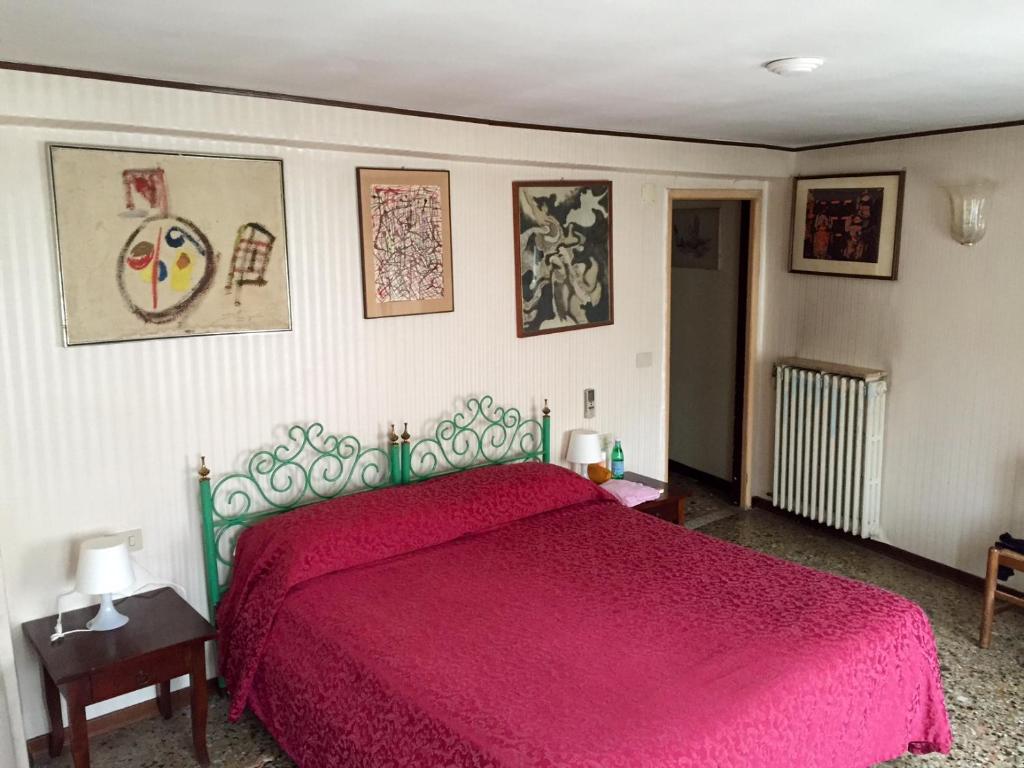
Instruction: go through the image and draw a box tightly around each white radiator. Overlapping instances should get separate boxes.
[772,359,887,538]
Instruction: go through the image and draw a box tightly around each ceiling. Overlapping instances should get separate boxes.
[3,1,1024,148]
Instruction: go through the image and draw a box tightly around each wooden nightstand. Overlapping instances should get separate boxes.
[22,587,216,768]
[622,471,688,525]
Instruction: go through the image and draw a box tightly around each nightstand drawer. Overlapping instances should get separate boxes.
[90,647,189,701]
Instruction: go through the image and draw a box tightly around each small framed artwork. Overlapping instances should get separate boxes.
[790,171,905,280]
[356,167,454,318]
[513,180,613,337]
[672,206,720,270]
[48,144,291,345]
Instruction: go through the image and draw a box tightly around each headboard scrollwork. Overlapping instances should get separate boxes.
[403,395,549,482]
[198,396,550,619]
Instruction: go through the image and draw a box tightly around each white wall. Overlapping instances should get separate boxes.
[788,127,1024,576]
[0,551,29,768]
[0,70,794,739]
[669,201,741,479]
[0,677,19,768]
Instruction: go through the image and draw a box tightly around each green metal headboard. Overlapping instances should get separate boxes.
[198,395,551,620]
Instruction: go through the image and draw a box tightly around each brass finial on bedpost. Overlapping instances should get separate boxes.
[401,422,410,442]
[388,424,399,444]
[198,456,210,481]
[542,398,550,417]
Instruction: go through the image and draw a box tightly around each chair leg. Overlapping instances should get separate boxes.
[979,547,1000,649]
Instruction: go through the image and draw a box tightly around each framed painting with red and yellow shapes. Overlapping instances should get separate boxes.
[48,144,291,345]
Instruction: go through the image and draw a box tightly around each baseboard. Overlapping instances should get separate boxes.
[26,678,220,762]
[667,460,734,493]
[751,495,1024,602]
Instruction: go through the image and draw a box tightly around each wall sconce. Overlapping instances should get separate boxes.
[947,183,992,246]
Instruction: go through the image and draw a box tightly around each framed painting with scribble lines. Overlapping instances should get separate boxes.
[356,167,454,319]
[48,144,291,345]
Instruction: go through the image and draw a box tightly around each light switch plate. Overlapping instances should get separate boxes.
[636,351,653,368]
[121,529,143,552]
[584,388,596,418]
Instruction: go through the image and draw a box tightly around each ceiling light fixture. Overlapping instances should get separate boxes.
[763,57,825,76]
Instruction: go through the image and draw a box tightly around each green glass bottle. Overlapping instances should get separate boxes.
[611,439,624,479]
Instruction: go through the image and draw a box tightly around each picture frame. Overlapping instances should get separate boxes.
[672,206,720,270]
[48,144,292,345]
[513,180,613,337]
[356,167,454,319]
[790,171,905,280]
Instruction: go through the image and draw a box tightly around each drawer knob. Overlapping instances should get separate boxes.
[135,670,149,685]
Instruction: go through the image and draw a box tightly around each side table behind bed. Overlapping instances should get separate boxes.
[621,471,688,526]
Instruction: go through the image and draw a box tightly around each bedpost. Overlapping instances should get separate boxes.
[400,423,411,484]
[388,424,401,485]
[198,456,220,621]
[542,399,551,464]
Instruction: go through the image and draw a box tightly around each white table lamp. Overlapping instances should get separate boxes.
[566,429,603,476]
[76,535,135,631]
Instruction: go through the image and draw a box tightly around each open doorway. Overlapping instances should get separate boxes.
[666,190,760,509]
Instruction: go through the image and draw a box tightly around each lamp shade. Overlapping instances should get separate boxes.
[947,183,992,246]
[566,429,603,465]
[76,535,134,596]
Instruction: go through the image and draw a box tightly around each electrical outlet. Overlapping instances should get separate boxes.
[121,529,143,552]
[583,388,596,418]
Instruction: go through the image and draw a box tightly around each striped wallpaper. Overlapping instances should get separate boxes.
[793,128,1024,576]
[0,70,792,737]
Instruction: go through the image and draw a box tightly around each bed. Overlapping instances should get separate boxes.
[198,396,951,767]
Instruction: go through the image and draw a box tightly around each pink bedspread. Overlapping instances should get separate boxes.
[219,463,951,767]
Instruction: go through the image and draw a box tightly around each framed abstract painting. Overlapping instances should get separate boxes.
[356,167,454,318]
[48,144,291,345]
[790,171,905,280]
[513,180,613,337]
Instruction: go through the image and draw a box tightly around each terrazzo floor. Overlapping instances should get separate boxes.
[33,488,1024,767]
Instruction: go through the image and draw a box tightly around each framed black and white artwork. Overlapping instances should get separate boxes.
[513,180,613,337]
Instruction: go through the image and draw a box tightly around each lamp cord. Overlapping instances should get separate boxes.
[49,581,187,643]
[49,589,80,643]
[129,581,186,599]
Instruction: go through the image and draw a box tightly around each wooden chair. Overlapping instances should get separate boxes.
[979,546,1024,648]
